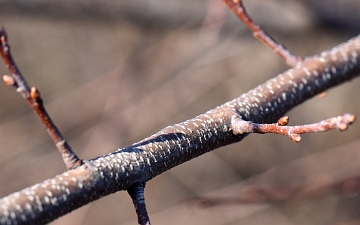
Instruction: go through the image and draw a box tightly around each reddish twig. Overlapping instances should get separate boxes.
[231,114,356,142]
[0,28,82,169]
[223,0,302,67]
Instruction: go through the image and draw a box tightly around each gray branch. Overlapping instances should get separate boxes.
[1,35,360,225]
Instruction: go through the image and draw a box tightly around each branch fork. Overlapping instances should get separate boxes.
[231,114,356,142]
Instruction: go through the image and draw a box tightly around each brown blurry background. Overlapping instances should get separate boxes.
[0,0,360,224]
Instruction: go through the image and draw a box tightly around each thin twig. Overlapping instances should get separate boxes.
[127,183,151,225]
[231,114,356,142]
[0,28,82,170]
[223,0,302,67]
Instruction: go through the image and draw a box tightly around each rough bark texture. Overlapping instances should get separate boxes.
[1,34,359,225]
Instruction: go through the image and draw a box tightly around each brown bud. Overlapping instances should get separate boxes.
[347,114,356,123]
[30,87,41,100]
[291,134,301,142]
[3,75,15,86]
[338,123,348,131]
[278,116,289,126]
[0,32,7,43]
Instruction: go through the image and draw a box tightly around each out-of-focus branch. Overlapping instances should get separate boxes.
[223,0,302,67]
[193,169,360,207]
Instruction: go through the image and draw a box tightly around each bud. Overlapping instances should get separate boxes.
[30,87,41,100]
[277,116,289,126]
[3,75,15,86]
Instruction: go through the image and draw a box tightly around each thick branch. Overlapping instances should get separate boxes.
[0,34,360,224]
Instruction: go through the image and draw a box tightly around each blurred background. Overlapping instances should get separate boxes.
[0,0,360,224]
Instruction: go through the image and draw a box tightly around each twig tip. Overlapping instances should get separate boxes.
[346,114,356,123]
[333,113,356,131]
[0,28,7,44]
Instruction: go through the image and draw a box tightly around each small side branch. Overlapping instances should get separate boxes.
[231,114,356,142]
[223,0,302,67]
[0,28,82,169]
[127,183,151,225]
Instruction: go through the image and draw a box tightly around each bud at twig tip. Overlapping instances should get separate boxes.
[348,114,356,123]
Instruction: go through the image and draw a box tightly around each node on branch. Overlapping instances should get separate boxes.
[231,114,356,142]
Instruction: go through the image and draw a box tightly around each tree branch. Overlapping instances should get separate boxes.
[0,29,359,223]
[231,113,356,142]
[0,28,82,170]
[223,0,301,67]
